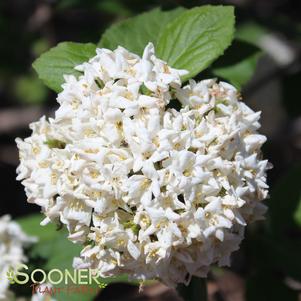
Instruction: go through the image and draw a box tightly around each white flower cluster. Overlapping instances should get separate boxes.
[0,216,55,301]
[0,215,35,300]
[16,43,270,287]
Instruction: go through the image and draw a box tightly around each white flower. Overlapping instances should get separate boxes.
[16,43,270,287]
[0,215,36,300]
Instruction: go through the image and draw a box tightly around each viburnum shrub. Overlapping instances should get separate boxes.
[16,5,270,300]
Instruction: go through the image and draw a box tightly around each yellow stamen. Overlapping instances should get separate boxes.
[39,161,49,168]
[51,173,58,185]
[85,148,99,154]
[140,178,150,189]
[90,170,100,179]
[149,249,158,258]
[183,170,191,177]
[84,129,95,137]
[205,212,211,219]
[32,146,41,155]
[163,64,170,74]
[116,121,123,130]
[124,91,133,100]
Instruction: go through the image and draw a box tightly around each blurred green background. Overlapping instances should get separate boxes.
[1,0,301,300]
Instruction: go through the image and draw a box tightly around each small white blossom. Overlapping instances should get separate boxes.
[16,43,270,287]
[0,215,36,300]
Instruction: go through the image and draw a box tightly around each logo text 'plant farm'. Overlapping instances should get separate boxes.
[8,264,107,287]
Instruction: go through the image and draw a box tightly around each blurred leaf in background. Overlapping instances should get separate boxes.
[236,22,268,46]
[96,0,131,17]
[246,268,299,301]
[14,75,48,104]
[294,195,301,226]
[212,40,262,89]
[245,166,301,301]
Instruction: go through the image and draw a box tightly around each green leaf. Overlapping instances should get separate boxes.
[156,5,235,82]
[213,53,260,89]
[98,7,186,56]
[18,214,58,243]
[236,22,268,46]
[245,229,301,300]
[96,0,131,17]
[212,40,262,89]
[264,237,301,281]
[17,214,81,269]
[253,165,301,282]
[14,75,48,104]
[32,42,97,93]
